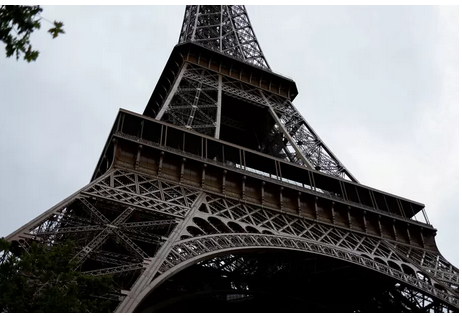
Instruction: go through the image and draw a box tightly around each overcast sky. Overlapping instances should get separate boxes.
[0,6,458,267]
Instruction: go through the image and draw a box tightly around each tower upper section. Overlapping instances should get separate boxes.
[144,5,358,183]
[178,5,270,70]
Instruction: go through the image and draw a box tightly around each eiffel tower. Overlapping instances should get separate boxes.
[5,5,458,312]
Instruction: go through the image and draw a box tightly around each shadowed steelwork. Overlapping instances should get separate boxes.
[6,5,458,313]
[179,5,270,70]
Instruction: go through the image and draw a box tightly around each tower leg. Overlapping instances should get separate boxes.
[116,192,207,313]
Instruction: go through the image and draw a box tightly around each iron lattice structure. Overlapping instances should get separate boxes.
[6,5,458,312]
[179,5,270,70]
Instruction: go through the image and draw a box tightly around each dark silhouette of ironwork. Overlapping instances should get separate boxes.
[6,5,458,312]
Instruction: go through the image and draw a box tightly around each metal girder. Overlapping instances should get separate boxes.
[156,233,458,309]
[56,214,95,227]
[272,98,357,182]
[6,4,458,313]
[156,64,221,138]
[200,194,458,286]
[72,229,112,266]
[113,230,149,259]
[32,225,103,235]
[8,167,456,312]
[89,252,142,266]
[92,250,143,264]
[179,5,270,70]
[6,170,200,285]
[393,284,452,312]
[79,198,110,224]
[83,263,145,277]
[121,219,178,229]
[180,66,357,182]
[141,250,453,312]
[122,230,165,245]
[113,207,135,225]
[83,170,200,218]
[389,240,458,296]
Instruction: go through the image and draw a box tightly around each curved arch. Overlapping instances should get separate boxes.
[208,216,232,234]
[360,254,373,260]
[401,264,415,277]
[435,283,447,293]
[193,217,219,234]
[129,233,457,312]
[374,257,386,266]
[228,221,245,233]
[388,260,402,272]
[186,226,205,237]
[245,226,260,234]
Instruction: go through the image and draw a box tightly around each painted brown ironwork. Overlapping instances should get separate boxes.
[5,5,458,313]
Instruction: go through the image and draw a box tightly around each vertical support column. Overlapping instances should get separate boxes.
[331,202,336,225]
[214,75,223,139]
[420,227,425,248]
[363,211,368,234]
[112,138,118,168]
[261,181,265,206]
[392,219,397,241]
[378,215,383,237]
[116,192,208,313]
[314,197,319,221]
[180,158,186,183]
[135,145,142,170]
[219,5,223,52]
[406,223,412,244]
[135,174,140,194]
[297,192,301,215]
[158,152,164,177]
[110,169,115,188]
[241,176,246,200]
[186,83,202,129]
[279,187,284,210]
[347,206,352,229]
[201,164,207,189]
[190,6,200,42]
[222,170,227,195]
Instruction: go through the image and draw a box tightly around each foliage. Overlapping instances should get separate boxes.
[0,238,114,313]
[0,5,64,62]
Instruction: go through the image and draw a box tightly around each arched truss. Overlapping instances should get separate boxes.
[134,233,457,311]
[6,169,458,312]
[190,194,458,292]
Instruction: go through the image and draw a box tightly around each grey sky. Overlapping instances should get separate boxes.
[0,6,458,267]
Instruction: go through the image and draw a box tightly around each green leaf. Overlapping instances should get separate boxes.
[0,6,64,62]
[24,45,39,62]
[48,21,64,39]
[0,240,114,312]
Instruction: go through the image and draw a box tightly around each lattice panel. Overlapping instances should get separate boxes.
[193,194,458,292]
[394,244,459,288]
[84,170,200,217]
[6,169,204,286]
[179,5,270,69]
[163,66,219,136]
[181,64,356,181]
[157,233,457,309]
